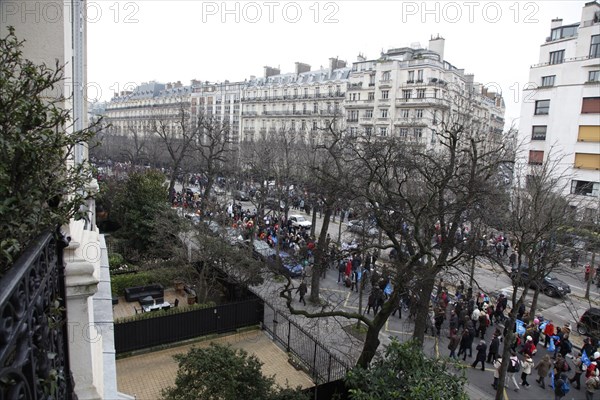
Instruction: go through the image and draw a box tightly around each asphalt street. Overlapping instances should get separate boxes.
[185,188,600,399]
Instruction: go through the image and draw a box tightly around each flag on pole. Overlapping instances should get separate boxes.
[550,369,555,389]
[516,319,526,336]
[582,350,592,367]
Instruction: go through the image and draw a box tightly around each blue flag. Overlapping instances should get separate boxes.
[384,281,392,295]
[582,350,592,367]
[550,369,555,389]
[516,319,526,336]
[539,321,548,332]
[548,338,555,353]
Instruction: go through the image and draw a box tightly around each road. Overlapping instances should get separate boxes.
[184,188,599,399]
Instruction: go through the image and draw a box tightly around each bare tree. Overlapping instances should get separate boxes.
[152,102,198,200]
[279,88,513,368]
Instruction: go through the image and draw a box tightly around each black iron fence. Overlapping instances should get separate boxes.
[0,231,77,400]
[262,302,351,384]
[114,298,263,353]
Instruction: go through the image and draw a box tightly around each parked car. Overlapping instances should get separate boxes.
[288,214,312,229]
[250,240,277,261]
[510,268,571,297]
[277,251,304,278]
[577,308,600,337]
[347,219,379,237]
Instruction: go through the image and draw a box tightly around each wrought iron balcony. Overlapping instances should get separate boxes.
[0,230,77,400]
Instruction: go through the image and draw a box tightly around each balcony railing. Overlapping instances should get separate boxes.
[0,230,76,400]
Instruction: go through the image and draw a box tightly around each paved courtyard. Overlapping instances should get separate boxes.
[116,329,314,399]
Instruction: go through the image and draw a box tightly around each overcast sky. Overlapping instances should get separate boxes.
[87,0,586,127]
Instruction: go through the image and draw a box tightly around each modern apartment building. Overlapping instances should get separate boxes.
[345,36,505,142]
[517,1,600,220]
[239,59,351,142]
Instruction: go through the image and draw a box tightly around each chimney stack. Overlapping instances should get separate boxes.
[264,66,281,78]
[429,35,445,61]
[329,57,347,70]
[295,62,311,74]
[551,18,563,29]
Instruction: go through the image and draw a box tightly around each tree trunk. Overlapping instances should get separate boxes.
[309,207,332,303]
[495,317,516,400]
[529,286,541,318]
[412,275,436,346]
[311,209,317,237]
[356,290,398,368]
[586,252,596,300]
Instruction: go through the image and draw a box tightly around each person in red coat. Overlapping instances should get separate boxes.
[543,320,555,348]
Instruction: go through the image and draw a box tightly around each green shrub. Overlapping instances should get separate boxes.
[110,266,198,296]
[110,271,155,296]
[108,252,125,269]
[114,301,217,324]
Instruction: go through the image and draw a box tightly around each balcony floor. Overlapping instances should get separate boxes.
[116,329,314,399]
[112,288,190,321]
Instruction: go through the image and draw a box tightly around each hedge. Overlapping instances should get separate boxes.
[110,266,198,296]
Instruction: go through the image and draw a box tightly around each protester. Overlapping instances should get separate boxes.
[471,340,487,371]
[520,353,534,387]
[535,354,553,389]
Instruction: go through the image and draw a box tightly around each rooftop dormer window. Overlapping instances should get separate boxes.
[550,24,578,41]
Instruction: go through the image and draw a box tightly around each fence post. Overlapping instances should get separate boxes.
[313,340,318,382]
[327,354,332,382]
[287,319,291,352]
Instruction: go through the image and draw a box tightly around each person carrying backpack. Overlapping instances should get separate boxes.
[586,371,600,400]
[555,372,569,400]
[507,351,521,392]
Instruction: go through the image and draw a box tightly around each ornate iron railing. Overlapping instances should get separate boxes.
[0,230,77,400]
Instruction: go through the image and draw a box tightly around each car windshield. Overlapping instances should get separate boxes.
[295,216,306,222]
[545,274,557,281]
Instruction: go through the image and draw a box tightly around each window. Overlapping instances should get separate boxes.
[541,75,555,87]
[312,121,318,130]
[365,109,373,118]
[301,120,306,130]
[302,103,307,112]
[582,97,600,114]
[402,90,411,99]
[369,75,376,85]
[434,89,439,98]
[349,127,357,136]
[382,71,391,81]
[291,120,295,129]
[591,35,600,58]
[365,127,373,135]
[380,109,388,118]
[550,25,578,41]
[381,90,389,99]
[571,180,600,196]
[549,50,564,65]
[415,109,423,118]
[348,110,359,121]
[407,71,415,82]
[417,70,424,82]
[293,88,298,97]
[315,87,320,97]
[416,89,426,99]
[534,100,550,115]
[304,88,308,97]
[528,150,544,165]
[399,128,408,137]
[400,109,410,118]
[313,102,318,113]
[578,125,600,142]
[589,70,600,82]
[414,128,422,138]
[531,125,547,140]
[574,153,600,170]
[379,127,388,136]
[368,92,375,100]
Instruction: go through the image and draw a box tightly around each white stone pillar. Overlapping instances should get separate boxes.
[64,220,103,400]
